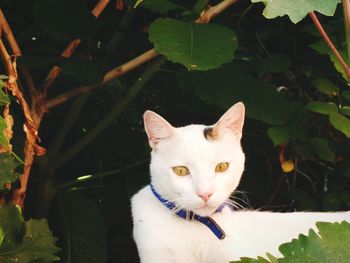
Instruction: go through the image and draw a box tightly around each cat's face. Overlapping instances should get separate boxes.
[144,102,245,217]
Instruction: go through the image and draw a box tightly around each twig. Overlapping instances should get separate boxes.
[43,48,158,110]
[309,11,350,80]
[0,9,37,96]
[0,39,45,208]
[45,0,239,109]
[196,0,237,23]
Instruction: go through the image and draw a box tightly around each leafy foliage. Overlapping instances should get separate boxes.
[0,204,60,263]
[232,221,350,263]
[251,0,341,23]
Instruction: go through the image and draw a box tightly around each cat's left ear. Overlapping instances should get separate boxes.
[143,110,175,149]
[214,102,245,140]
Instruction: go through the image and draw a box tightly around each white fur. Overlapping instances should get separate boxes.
[132,102,350,263]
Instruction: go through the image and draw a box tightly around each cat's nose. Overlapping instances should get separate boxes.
[197,192,213,202]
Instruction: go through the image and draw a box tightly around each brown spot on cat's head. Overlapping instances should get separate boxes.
[203,127,218,141]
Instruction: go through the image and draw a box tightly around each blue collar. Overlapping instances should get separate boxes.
[150,184,226,240]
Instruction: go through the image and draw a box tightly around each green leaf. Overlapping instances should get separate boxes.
[134,0,143,7]
[59,191,108,263]
[310,137,335,163]
[0,205,60,263]
[139,0,185,14]
[316,221,350,259]
[279,229,327,262]
[340,106,350,116]
[149,18,237,71]
[181,65,300,125]
[0,116,8,147]
[311,78,339,97]
[2,219,60,263]
[251,0,341,24]
[305,102,338,115]
[33,0,99,42]
[0,228,4,247]
[256,54,291,73]
[0,153,20,190]
[0,86,9,106]
[309,39,330,55]
[329,112,350,137]
[341,91,350,101]
[233,222,350,263]
[329,51,350,82]
[0,204,23,251]
[267,126,290,146]
[59,58,109,86]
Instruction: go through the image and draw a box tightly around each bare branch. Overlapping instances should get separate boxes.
[45,0,239,109]
[0,9,37,96]
[196,0,238,23]
[0,39,45,208]
[39,0,110,96]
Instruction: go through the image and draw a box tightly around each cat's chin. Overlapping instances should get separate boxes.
[193,205,218,217]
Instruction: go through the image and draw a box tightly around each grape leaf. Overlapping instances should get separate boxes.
[232,221,350,263]
[251,0,341,24]
[0,205,60,263]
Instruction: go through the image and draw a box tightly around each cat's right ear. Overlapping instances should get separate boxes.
[143,110,174,149]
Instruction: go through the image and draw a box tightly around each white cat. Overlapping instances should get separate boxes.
[131,102,350,263]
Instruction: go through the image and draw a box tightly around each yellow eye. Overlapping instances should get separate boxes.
[172,166,190,176]
[215,162,229,173]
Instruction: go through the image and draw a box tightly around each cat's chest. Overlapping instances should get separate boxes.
[131,186,243,262]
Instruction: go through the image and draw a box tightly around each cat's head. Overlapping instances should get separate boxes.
[144,102,245,217]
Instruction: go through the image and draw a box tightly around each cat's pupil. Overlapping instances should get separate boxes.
[215,162,229,173]
[172,166,190,176]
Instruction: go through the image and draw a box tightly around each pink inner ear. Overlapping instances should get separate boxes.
[143,110,174,148]
[215,102,245,138]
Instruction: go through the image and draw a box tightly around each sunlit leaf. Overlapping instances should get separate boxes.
[329,112,350,137]
[251,0,341,24]
[233,222,350,263]
[149,18,237,70]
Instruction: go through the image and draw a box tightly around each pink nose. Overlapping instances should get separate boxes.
[197,192,213,202]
